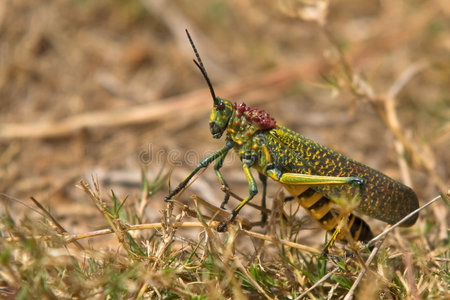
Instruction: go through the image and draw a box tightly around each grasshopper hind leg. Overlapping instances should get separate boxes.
[322,214,374,256]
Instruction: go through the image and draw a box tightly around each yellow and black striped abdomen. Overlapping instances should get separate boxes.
[283,184,374,243]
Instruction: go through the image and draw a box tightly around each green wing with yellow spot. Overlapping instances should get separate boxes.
[264,125,419,226]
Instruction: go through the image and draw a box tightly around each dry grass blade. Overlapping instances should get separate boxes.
[0,193,46,217]
[29,196,67,235]
[30,196,84,250]
[242,229,320,255]
[190,194,253,229]
[386,61,430,100]
[296,265,342,300]
[77,178,137,255]
[234,257,273,300]
[65,221,212,243]
[343,240,383,300]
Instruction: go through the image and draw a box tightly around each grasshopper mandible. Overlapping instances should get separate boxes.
[165,30,419,252]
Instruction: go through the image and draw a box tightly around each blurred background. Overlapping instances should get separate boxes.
[0,0,448,241]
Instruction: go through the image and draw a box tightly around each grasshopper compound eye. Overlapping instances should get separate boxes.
[217,101,225,111]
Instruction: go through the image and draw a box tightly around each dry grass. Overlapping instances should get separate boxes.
[0,0,449,298]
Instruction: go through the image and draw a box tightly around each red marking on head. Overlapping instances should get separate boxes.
[237,103,246,114]
[235,102,276,130]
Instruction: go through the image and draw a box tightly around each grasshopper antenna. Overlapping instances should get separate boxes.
[185,29,218,105]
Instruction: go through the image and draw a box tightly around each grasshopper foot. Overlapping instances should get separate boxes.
[321,247,330,258]
[260,212,268,224]
[217,212,238,232]
[165,188,181,202]
[217,221,228,232]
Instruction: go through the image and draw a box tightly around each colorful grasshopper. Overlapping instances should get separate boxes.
[165,30,419,250]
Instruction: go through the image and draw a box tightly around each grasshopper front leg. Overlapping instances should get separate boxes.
[165,141,233,201]
[214,151,231,209]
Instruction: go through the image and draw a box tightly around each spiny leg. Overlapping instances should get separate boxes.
[279,173,364,187]
[322,226,342,257]
[258,173,268,223]
[321,212,355,257]
[214,151,231,209]
[321,214,374,257]
[217,158,258,232]
[320,180,368,256]
[165,142,232,201]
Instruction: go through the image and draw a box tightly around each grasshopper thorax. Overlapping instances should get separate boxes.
[226,102,277,145]
[233,102,276,130]
[209,97,234,139]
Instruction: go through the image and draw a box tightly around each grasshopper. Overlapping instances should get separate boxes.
[165,30,419,252]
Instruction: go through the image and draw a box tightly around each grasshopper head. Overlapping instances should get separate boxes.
[209,97,233,139]
[186,29,233,139]
[184,30,234,140]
